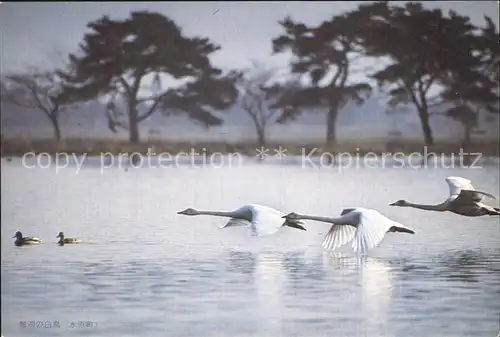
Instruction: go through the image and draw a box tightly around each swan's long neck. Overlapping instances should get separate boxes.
[196,210,237,217]
[294,214,347,224]
[406,202,446,211]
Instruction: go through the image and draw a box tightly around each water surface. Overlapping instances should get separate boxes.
[2,157,499,336]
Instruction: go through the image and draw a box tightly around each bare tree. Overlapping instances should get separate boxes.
[1,68,69,141]
[237,63,282,147]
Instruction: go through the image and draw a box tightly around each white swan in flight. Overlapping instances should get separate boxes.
[177,204,307,236]
[282,208,414,255]
[390,176,500,217]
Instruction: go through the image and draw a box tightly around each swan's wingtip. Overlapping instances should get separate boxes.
[446,176,471,183]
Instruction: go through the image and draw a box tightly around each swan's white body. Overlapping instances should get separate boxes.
[221,204,292,236]
[178,204,306,236]
[285,208,414,255]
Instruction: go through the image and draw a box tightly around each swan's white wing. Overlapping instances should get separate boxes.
[320,208,361,251]
[445,176,475,197]
[445,176,496,202]
[350,209,393,255]
[322,225,357,251]
[221,218,251,229]
[247,204,286,236]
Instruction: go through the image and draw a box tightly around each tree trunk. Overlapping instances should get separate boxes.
[128,105,140,144]
[325,107,338,165]
[417,106,435,147]
[462,123,472,166]
[256,127,266,148]
[50,116,62,141]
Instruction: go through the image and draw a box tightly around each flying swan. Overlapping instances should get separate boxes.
[390,176,500,217]
[177,204,307,236]
[282,208,415,255]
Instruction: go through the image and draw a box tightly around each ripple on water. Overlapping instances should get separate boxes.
[2,165,500,337]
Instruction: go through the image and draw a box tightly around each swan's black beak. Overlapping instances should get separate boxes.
[389,202,396,206]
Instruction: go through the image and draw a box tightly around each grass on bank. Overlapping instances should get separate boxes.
[1,137,499,158]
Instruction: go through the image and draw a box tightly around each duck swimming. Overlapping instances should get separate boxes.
[56,232,82,245]
[12,231,41,246]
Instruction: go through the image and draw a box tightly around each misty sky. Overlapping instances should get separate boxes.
[1,1,499,77]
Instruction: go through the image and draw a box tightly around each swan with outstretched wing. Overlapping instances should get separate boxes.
[390,176,500,217]
[283,208,414,255]
[177,204,307,236]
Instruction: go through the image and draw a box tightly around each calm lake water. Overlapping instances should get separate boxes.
[1,155,500,337]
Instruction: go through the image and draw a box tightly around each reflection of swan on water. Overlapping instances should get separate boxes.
[321,252,393,297]
[225,251,256,275]
[436,249,500,283]
[254,251,286,333]
[321,252,395,335]
[223,250,290,334]
[322,251,360,268]
[360,258,395,336]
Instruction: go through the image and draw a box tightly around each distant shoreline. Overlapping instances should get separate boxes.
[1,137,499,157]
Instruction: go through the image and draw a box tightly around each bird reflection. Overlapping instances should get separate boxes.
[436,248,500,283]
[359,257,394,334]
[224,250,397,336]
[254,251,287,333]
[225,251,257,276]
[321,252,395,336]
[224,250,289,334]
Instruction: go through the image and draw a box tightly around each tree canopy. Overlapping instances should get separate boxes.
[439,15,499,113]
[4,5,497,149]
[347,2,499,146]
[268,13,372,149]
[58,11,240,143]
